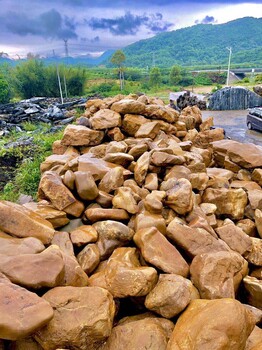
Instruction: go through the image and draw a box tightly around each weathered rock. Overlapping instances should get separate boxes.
[8,336,44,350]
[90,109,121,130]
[23,201,70,229]
[151,151,185,167]
[202,187,248,220]
[60,252,89,287]
[0,231,44,256]
[236,218,257,237]
[51,231,74,256]
[135,210,166,235]
[78,153,128,181]
[0,273,53,340]
[193,128,225,148]
[165,178,193,215]
[106,141,127,154]
[245,326,262,350]
[40,154,74,173]
[0,245,65,289]
[93,221,134,260]
[167,221,228,258]
[135,121,160,139]
[103,152,134,166]
[74,171,98,201]
[0,200,55,244]
[143,190,165,214]
[144,172,158,190]
[34,286,115,350]
[98,167,124,193]
[38,171,84,216]
[243,276,262,309]
[122,114,148,136]
[144,104,176,123]
[254,209,262,238]
[95,191,113,208]
[112,187,138,214]
[145,274,198,318]
[216,222,252,255]
[252,168,262,186]
[70,225,98,246]
[111,99,146,115]
[245,238,262,266]
[212,139,262,168]
[61,125,104,146]
[166,298,256,350]
[77,243,100,275]
[134,151,150,186]
[104,247,158,298]
[103,314,174,350]
[134,227,189,277]
[85,208,129,222]
[190,250,248,299]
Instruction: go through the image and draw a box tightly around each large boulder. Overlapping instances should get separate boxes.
[212,139,262,169]
[0,245,65,289]
[34,286,115,350]
[145,274,198,318]
[0,201,55,245]
[61,125,104,146]
[104,314,174,350]
[0,273,53,340]
[134,227,189,277]
[0,231,44,256]
[104,247,158,298]
[166,299,256,350]
[190,251,248,299]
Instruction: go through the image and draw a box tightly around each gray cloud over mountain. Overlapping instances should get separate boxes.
[0,9,77,39]
[87,11,173,36]
[195,15,217,24]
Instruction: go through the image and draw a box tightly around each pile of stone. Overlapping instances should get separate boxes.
[176,91,207,110]
[0,97,87,135]
[0,93,262,349]
[209,86,262,110]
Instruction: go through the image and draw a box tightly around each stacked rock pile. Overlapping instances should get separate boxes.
[0,93,262,349]
[0,97,88,135]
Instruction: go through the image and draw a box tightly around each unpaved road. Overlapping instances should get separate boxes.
[202,110,262,146]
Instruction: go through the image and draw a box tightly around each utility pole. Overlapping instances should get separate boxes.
[226,47,232,86]
[152,52,156,67]
[63,39,68,98]
[64,39,69,58]
[54,49,63,103]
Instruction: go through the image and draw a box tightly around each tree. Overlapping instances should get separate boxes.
[149,67,162,87]
[110,50,126,91]
[15,60,46,98]
[169,65,182,86]
[0,73,10,103]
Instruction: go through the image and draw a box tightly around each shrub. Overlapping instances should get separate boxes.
[0,73,10,103]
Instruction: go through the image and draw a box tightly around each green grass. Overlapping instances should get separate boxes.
[0,123,64,201]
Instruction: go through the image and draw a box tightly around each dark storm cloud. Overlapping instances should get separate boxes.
[1,9,77,39]
[91,36,100,42]
[87,11,172,35]
[61,0,261,6]
[195,15,216,24]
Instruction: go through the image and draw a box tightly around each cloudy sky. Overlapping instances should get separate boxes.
[0,0,261,58]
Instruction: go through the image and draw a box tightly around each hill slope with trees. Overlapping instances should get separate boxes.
[119,17,262,68]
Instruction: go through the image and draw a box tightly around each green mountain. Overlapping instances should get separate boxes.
[119,17,262,68]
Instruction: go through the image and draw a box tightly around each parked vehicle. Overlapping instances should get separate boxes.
[246,107,262,132]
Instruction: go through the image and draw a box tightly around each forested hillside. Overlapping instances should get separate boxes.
[120,17,262,68]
